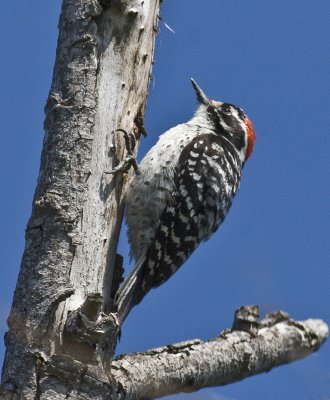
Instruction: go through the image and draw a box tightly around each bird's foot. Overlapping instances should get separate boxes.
[104,129,140,175]
[104,154,139,175]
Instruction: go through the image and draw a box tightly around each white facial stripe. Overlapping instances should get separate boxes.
[230,107,248,160]
[219,119,233,132]
[230,107,245,131]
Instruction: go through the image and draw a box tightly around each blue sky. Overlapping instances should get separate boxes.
[1,1,329,399]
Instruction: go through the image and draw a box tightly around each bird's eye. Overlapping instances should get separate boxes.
[222,106,232,116]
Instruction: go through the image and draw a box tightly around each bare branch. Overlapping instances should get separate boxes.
[2,310,327,400]
[111,312,328,399]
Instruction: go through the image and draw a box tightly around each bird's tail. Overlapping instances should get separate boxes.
[114,255,147,324]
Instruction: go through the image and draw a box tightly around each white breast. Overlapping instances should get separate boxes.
[125,110,213,261]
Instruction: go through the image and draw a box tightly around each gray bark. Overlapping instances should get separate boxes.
[1,1,328,399]
[1,311,327,399]
[1,0,161,396]
[112,314,328,399]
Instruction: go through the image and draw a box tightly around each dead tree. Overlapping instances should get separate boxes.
[1,1,328,399]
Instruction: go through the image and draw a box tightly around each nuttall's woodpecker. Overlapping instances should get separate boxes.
[114,79,256,323]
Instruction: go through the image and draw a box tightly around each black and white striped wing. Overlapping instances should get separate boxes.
[141,133,242,294]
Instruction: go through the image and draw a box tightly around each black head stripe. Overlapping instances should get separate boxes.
[222,103,245,120]
[206,102,246,154]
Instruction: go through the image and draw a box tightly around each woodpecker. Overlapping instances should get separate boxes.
[114,79,256,323]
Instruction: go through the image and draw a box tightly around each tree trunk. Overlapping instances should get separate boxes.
[1,1,328,399]
[1,0,161,397]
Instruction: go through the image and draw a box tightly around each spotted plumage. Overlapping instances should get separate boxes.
[114,79,256,322]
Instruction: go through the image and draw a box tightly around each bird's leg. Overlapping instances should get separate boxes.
[104,129,140,175]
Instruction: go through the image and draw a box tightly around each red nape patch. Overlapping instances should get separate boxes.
[244,118,256,161]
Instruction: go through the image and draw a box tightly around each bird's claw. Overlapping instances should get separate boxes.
[104,155,139,175]
[104,129,140,175]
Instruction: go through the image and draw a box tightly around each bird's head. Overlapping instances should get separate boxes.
[191,79,256,162]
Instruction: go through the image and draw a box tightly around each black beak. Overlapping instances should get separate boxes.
[191,78,209,105]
